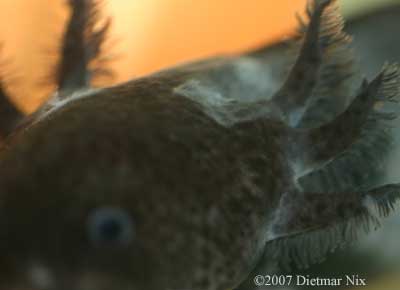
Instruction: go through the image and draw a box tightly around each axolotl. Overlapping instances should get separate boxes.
[0,0,399,290]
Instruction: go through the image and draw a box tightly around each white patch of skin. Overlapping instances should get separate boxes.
[174,56,282,126]
[288,107,307,128]
[264,225,279,243]
[233,58,277,98]
[290,160,318,191]
[286,138,317,189]
[361,194,380,218]
[289,159,308,181]
[176,79,231,107]
[175,56,277,103]
[34,88,103,124]
[264,193,291,242]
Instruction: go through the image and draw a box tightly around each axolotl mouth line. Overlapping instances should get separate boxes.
[1,1,400,290]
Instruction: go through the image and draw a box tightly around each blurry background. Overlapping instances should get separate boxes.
[0,0,304,112]
[1,0,400,289]
[0,0,394,113]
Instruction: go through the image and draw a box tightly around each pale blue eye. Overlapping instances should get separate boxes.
[87,207,135,247]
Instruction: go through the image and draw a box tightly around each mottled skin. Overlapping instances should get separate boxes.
[1,1,400,290]
[0,75,290,290]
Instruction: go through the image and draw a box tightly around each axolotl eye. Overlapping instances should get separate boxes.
[86,207,135,247]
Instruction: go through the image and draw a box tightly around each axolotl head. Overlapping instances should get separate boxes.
[0,84,242,290]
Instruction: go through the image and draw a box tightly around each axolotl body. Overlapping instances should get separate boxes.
[0,1,400,290]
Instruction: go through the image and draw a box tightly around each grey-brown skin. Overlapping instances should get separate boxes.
[1,1,400,290]
[0,75,291,290]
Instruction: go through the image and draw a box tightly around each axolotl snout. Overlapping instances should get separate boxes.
[0,1,400,290]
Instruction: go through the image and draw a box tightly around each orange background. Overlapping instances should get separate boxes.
[2,2,400,289]
[0,0,305,112]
